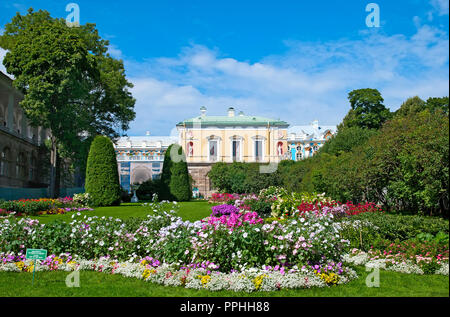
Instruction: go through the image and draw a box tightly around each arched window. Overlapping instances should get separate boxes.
[16,152,27,179]
[0,106,5,127]
[0,147,11,177]
[29,155,37,181]
[277,142,284,156]
[187,142,194,157]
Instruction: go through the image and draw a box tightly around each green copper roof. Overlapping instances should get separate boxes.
[177,115,289,127]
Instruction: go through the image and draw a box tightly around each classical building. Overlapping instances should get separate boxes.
[114,133,178,192]
[287,120,337,161]
[0,71,49,189]
[176,107,290,196]
[113,107,337,198]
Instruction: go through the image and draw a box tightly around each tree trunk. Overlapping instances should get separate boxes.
[49,135,60,198]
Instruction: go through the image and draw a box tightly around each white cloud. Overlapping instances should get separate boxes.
[430,0,449,16]
[0,48,10,77]
[107,44,123,60]
[124,23,449,135]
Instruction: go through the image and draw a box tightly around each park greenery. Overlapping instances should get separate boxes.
[207,91,449,218]
[85,136,121,206]
[0,190,448,293]
[0,8,136,197]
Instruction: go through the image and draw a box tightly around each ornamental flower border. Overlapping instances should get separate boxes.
[342,249,449,276]
[0,252,359,292]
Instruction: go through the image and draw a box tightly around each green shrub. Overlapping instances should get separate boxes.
[160,144,191,202]
[169,147,192,202]
[85,135,121,206]
[350,213,449,241]
[120,188,131,203]
[136,179,161,200]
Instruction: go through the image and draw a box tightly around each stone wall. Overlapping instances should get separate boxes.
[187,163,213,198]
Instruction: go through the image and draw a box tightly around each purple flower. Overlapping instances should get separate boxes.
[211,204,240,216]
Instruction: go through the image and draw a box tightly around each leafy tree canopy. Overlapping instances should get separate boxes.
[340,88,392,130]
[0,8,135,196]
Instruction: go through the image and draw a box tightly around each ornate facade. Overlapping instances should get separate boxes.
[114,107,337,198]
[176,107,290,196]
[114,133,178,192]
[0,71,49,189]
[287,121,336,161]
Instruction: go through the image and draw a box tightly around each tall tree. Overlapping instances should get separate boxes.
[160,144,192,201]
[0,9,135,197]
[341,88,391,130]
[394,96,427,117]
[85,135,121,206]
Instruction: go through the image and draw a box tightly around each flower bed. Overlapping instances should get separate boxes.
[0,252,358,292]
[1,189,447,292]
[0,196,92,217]
[0,200,359,292]
[343,248,449,275]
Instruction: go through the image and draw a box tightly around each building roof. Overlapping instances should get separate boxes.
[114,135,178,148]
[177,114,289,128]
[288,121,337,141]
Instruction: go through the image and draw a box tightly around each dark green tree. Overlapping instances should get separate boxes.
[394,96,427,117]
[341,88,391,130]
[85,135,121,206]
[0,9,135,197]
[160,144,175,200]
[426,97,449,115]
[319,126,378,156]
[169,147,192,202]
[160,144,191,201]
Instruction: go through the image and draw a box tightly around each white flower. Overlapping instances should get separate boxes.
[243,232,248,238]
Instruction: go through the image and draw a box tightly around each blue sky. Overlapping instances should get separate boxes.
[1,0,449,136]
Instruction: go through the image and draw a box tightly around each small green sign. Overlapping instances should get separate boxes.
[26,249,47,260]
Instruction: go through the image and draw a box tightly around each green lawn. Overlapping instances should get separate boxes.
[28,200,214,224]
[4,201,448,297]
[0,266,447,297]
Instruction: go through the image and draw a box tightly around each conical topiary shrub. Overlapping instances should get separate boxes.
[85,135,121,206]
[160,144,192,201]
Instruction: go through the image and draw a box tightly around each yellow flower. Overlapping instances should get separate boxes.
[252,274,268,290]
[142,269,151,280]
[15,262,25,271]
[197,275,211,287]
[142,269,157,280]
[316,272,339,285]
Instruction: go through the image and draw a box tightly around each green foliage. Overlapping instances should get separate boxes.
[169,147,192,202]
[160,144,191,201]
[0,8,135,195]
[425,97,449,115]
[319,126,378,156]
[85,136,121,206]
[394,96,427,117]
[338,213,449,251]
[136,179,162,201]
[341,88,392,130]
[208,162,281,194]
[350,213,449,241]
[303,95,449,216]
